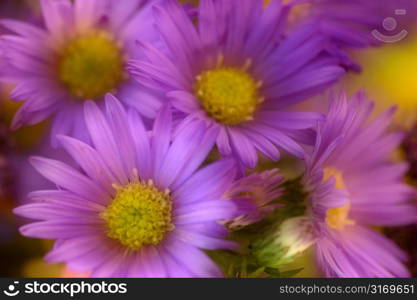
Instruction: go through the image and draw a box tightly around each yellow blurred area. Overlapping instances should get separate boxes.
[22,258,65,278]
[22,258,89,278]
[20,240,62,277]
[20,239,91,278]
[346,30,417,128]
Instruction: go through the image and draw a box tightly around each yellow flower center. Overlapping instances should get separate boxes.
[194,67,262,125]
[57,31,125,100]
[101,181,174,250]
[323,167,355,230]
[325,202,355,230]
[322,167,346,190]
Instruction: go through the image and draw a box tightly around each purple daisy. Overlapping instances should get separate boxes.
[300,92,417,277]
[14,95,247,278]
[128,0,346,168]
[0,0,162,144]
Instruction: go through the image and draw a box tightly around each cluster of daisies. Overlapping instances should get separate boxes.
[1,0,417,278]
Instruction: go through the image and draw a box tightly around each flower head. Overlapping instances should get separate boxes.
[129,0,346,168]
[0,0,162,143]
[14,95,246,277]
[302,92,417,277]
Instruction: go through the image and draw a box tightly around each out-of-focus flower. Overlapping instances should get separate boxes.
[129,0,346,168]
[0,0,162,144]
[223,169,283,230]
[14,95,249,278]
[253,92,417,277]
[9,141,73,205]
[283,0,417,73]
[1,91,72,204]
[302,92,417,277]
[293,0,417,49]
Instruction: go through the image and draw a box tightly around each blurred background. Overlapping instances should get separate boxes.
[0,0,417,277]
